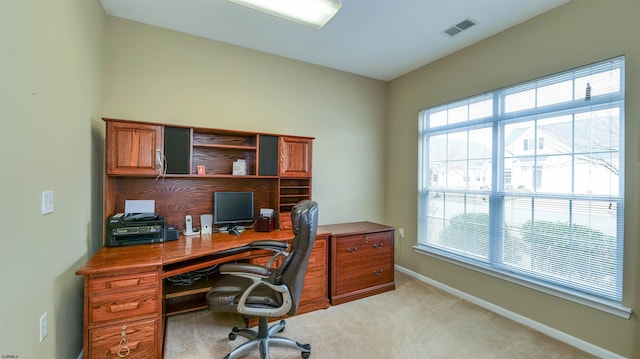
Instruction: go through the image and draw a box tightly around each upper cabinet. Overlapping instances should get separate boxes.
[103,118,313,230]
[279,136,312,178]
[106,121,163,175]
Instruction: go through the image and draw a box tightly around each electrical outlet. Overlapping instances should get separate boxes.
[42,191,54,215]
[398,228,405,238]
[39,312,48,343]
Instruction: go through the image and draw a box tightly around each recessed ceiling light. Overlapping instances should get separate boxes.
[228,0,342,29]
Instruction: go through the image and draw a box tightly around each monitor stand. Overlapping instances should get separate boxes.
[218,224,245,233]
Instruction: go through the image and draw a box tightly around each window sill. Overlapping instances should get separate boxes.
[413,245,633,319]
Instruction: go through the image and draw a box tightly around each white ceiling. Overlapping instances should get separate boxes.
[100,0,570,81]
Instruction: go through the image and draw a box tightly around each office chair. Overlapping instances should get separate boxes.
[207,200,318,359]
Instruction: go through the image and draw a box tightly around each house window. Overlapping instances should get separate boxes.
[504,169,512,186]
[533,166,543,189]
[417,56,626,311]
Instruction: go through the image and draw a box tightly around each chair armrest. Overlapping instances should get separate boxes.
[249,240,289,267]
[221,262,293,317]
[220,263,273,279]
[249,240,288,251]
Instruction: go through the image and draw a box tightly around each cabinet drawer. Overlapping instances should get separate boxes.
[334,253,393,295]
[89,318,157,358]
[89,272,159,294]
[335,236,392,265]
[335,242,392,263]
[307,238,327,269]
[335,231,393,253]
[300,267,327,302]
[89,289,159,324]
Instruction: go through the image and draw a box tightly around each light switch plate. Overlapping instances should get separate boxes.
[42,191,54,215]
[39,312,48,343]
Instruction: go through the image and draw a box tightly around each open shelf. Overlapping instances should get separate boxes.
[164,276,219,316]
[279,178,311,219]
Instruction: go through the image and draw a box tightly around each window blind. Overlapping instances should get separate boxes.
[417,56,625,304]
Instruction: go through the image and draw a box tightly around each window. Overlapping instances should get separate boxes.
[532,166,543,189]
[417,57,626,313]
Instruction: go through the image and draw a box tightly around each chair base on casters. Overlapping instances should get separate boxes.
[225,317,311,359]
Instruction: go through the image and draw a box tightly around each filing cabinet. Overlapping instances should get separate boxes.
[322,222,396,305]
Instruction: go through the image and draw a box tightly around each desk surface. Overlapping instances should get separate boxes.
[76,229,330,276]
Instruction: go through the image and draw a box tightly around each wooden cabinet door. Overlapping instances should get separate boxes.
[279,136,312,177]
[106,122,163,175]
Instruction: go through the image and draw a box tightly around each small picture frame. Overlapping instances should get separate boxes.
[197,165,206,175]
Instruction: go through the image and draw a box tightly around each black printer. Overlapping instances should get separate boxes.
[106,213,166,247]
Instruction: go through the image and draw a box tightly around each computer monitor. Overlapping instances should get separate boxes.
[213,191,254,229]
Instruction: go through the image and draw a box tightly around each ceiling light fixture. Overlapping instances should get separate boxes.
[228,0,342,29]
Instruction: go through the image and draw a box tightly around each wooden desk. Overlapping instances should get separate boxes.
[77,229,329,359]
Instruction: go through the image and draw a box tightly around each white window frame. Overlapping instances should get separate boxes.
[415,56,632,318]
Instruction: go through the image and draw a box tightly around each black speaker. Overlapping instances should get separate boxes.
[259,135,278,176]
[164,127,191,174]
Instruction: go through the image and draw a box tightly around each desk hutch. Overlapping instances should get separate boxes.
[77,118,394,358]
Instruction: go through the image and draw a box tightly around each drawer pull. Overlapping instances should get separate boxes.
[373,243,383,249]
[115,325,131,357]
[109,302,140,313]
[111,342,140,357]
[346,247,358,253]
[373,269,383,275]
[108,278,141,289]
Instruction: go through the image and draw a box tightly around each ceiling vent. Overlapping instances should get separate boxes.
[443,18,476,37]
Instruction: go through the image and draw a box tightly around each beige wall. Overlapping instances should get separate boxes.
[2,0,638,358]
[102,17,388,226]
[386,0,640,357]
[0,0,105,358]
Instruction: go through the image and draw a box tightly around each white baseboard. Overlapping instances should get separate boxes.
[77,349,83,359]
[394,264,626,359]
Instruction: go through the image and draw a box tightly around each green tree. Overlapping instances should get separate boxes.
[440,212,491,258]
[520,220,616,284]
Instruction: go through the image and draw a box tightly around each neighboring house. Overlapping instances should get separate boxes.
[429,108,620,197]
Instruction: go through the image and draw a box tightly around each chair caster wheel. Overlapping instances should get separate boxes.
[301,352,310,359]
[229,327,240,341]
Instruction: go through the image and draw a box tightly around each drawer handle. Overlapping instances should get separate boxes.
[109,301,140,313]
[116,325,131,357]
[373,269,383,275]
[110,342,140,357]
[346,247,358,253]
[111,341,140,357]
[373,242,383,249]
[108,278,142,289]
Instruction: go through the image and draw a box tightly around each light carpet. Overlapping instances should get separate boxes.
[164,271,596,358]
